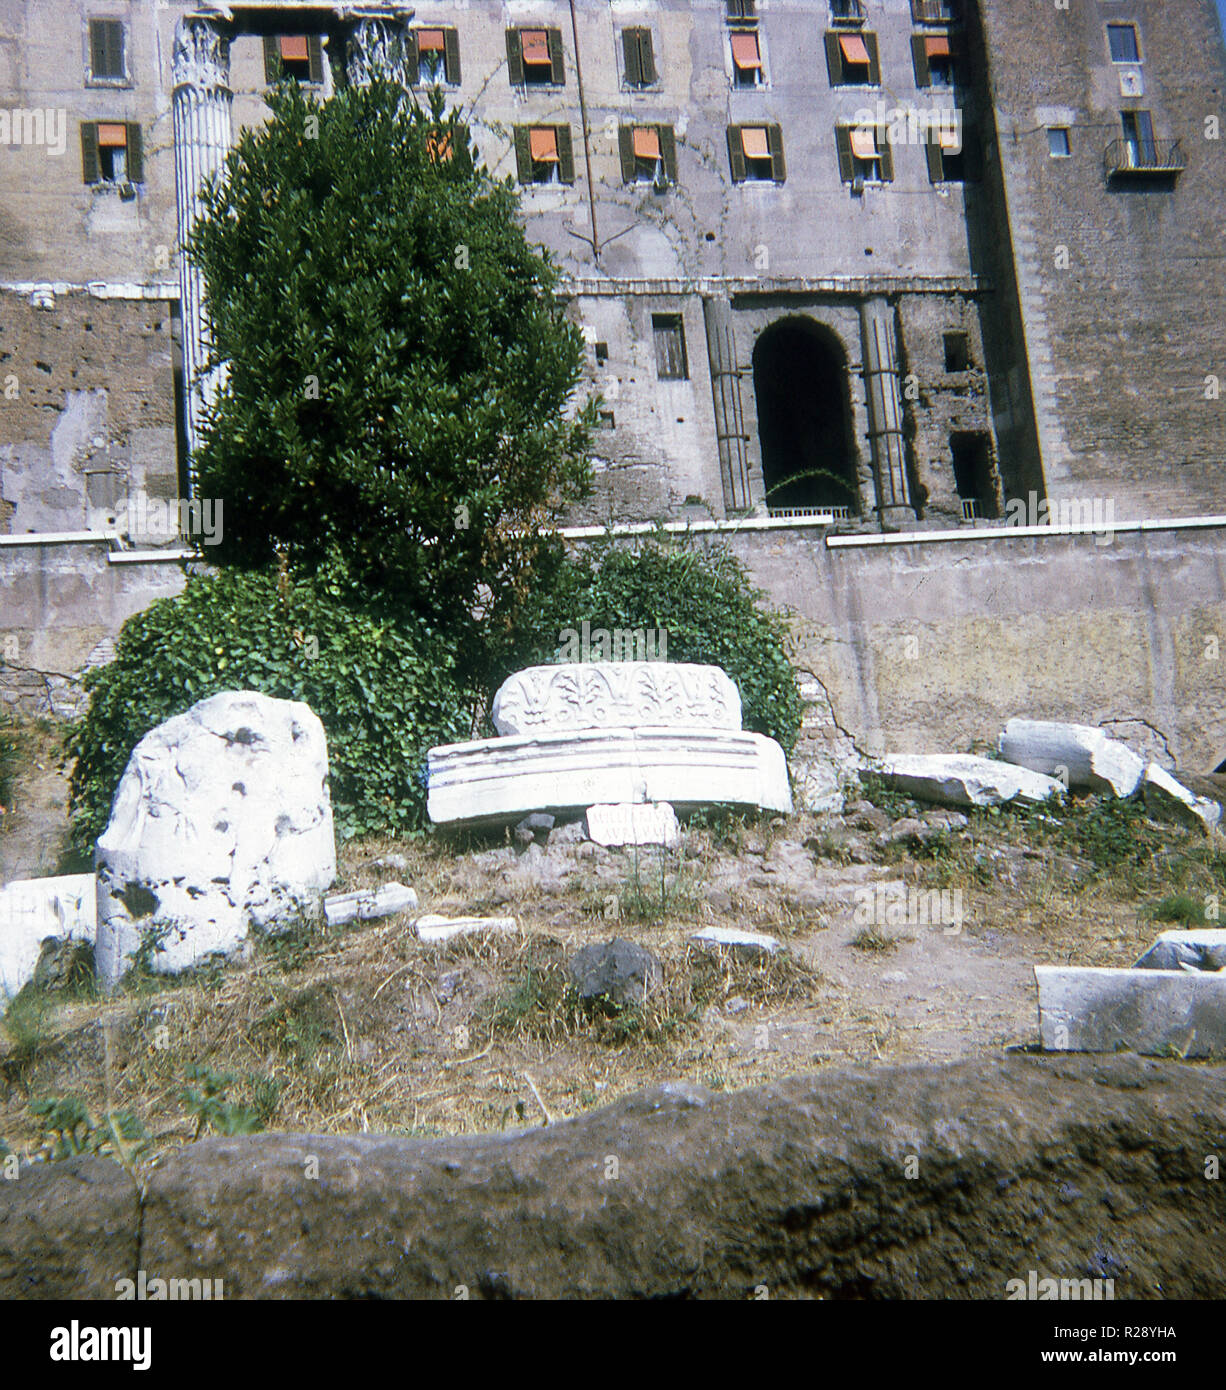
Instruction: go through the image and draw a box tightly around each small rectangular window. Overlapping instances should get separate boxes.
[514,124,575,184]
[619,124,677,186]
[594,341,609,365]
[410,28,460,85]
[944,332,970,372]
[1108,23,1140,64]
[508,27,564,86]
[264,35,324,84]
[1120,109,1157,167]
[729,124,785,182]
[826,30,880,86]
[726,0,757,22]
[1047,126,1071,158]
[81,119,142,184]
[730,30,763,86]
[88,19,126,81]
[653,315,688,380]
[621,27,656,87]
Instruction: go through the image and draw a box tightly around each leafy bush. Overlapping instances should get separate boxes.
[180,1064,263,1139]
[0,714,17,818]
[68,562,472,849]
[29,1095,149,1163]
[190,78,594,670]
[498,540,803,752]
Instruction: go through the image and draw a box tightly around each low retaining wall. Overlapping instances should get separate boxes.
[0,539,185,716]
[2,1054,1223,1299]
[4,522,1226,777]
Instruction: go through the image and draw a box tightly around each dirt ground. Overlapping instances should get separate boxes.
[1,738,1212,1167]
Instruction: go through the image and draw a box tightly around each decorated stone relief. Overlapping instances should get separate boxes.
[491,662,742,736]
[172,16,231,91]
[345,16,412,87]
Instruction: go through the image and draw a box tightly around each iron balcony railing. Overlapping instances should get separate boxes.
[911,0,960,25]
[768,506,851,522]
[1104,138,1185,178]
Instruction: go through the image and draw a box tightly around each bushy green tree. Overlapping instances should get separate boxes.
[189,80,595,669]
[497,540,803,752]
[67,564,472,848]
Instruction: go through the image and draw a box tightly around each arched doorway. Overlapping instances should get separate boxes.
[752,318,858,512]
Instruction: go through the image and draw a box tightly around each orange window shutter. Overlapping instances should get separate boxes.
[849,126,878,159]
[839,34,872,65]
[280,35,309,61]
[925,36,953,58]
[521,29,550,64]
[96,122,127,147]
[632,126,661,160]
[741,126,770,159]
[730,32,761,69]
[529,126,558,161]
[417,28,445,52]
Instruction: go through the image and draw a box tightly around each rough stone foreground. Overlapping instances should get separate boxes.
[4,1054,1223,1300]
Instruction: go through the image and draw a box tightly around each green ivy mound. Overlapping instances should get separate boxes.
[68,564,472,850]
[501,540,802,754]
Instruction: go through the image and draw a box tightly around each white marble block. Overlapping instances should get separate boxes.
[1035,965,1226,1057]
[998,719,1144,797]
[0,874,96,999]
[1141,762,1222,834]
[878,753,1065,808]
[95,691,336,989]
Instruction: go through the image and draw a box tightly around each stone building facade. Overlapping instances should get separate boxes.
[1,1,1225,770]
[2,0,1222,539]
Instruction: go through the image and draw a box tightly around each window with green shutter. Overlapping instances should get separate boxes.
[826,30,878,86]
[729,125,782,182]
[443,29,461,84]
[515,125,574,184]
[508,27,563,86]
[622,27,656,87]
[80,122,100,184]
[621,124,676,185]
[925,123,977,181]
[263,35,324,85]
[81,120,141,185]
[88,19,126,82]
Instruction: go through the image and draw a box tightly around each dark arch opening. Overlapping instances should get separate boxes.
[752,318,859,512]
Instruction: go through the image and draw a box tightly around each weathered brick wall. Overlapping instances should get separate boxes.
[975,0,1226,520]
[0,290,178,535]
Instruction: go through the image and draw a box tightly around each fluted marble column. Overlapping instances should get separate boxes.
[172,14,233,488]
[859,297,913,527]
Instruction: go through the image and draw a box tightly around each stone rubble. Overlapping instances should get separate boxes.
[324,883,418,928]
[877,753,1065,808]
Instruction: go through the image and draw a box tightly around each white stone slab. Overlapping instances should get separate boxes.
[998,719,1144,797]
[427,726,791,825]
[324,882,418,928]
[416,914,519,944]
[878,753,1065,808]
[1134,929,1226,972]
[1035,965,1226,1057]
[585,802,680,848]
[690,926,781,955]
[1141,762,1221,834]
[492,662,741,736]
[0,874,96,999]
[95,691,336,989]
